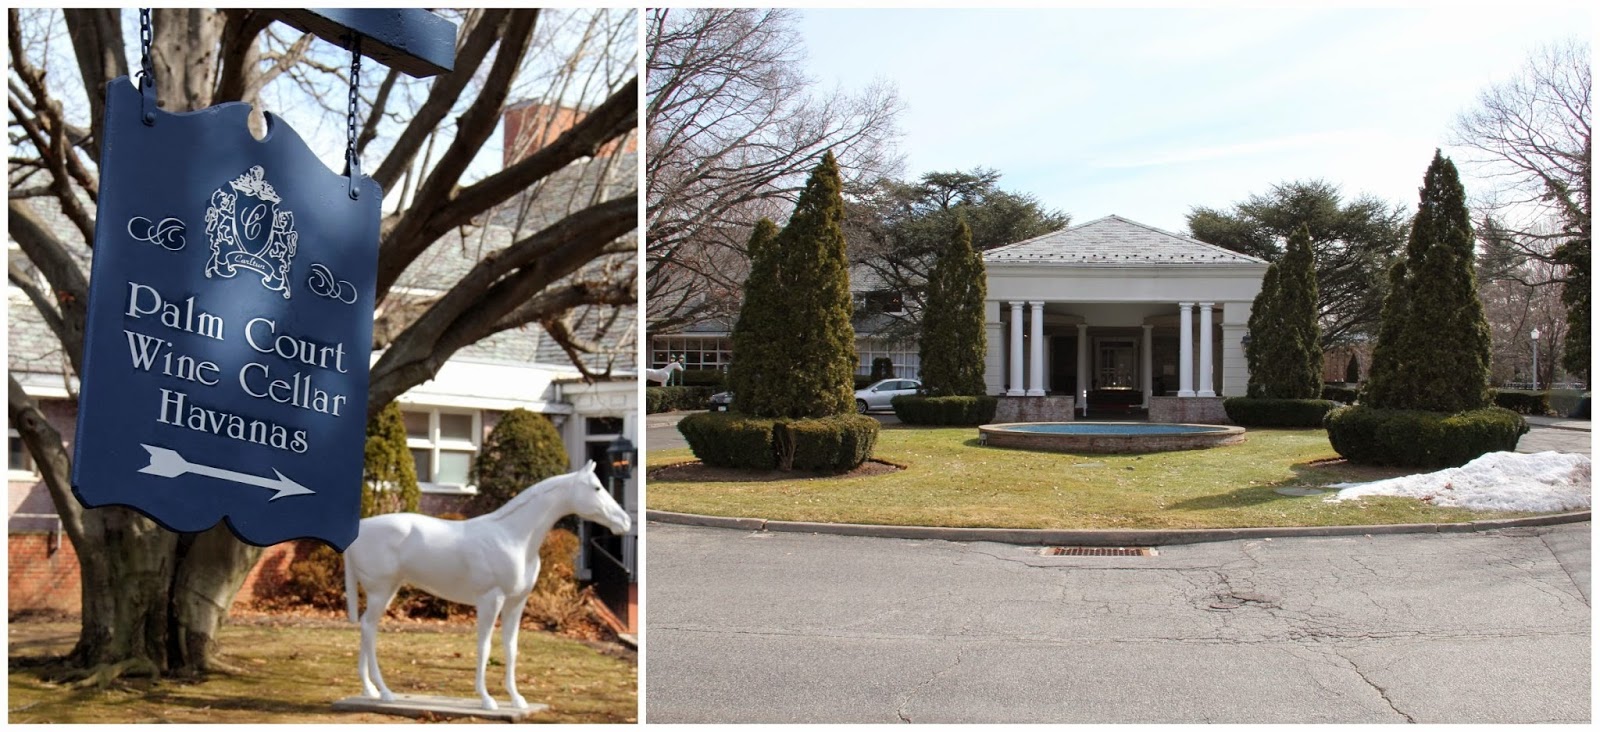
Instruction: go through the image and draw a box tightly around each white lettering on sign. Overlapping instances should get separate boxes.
[238,362,348,417]
[244,317,349,373]
[124,331,220,385]
[125,281,224,340]
[156,388,310,454]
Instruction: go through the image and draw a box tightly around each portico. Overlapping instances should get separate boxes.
[983,216,1267,422]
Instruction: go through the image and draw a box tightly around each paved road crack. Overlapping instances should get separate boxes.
[1333,650,1415,723]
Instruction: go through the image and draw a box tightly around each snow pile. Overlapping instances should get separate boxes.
[1324,451,1591,512]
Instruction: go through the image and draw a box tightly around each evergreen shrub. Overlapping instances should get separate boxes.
[775,415,880,471]
[646,386,716,413]
[1223,398,1339,427]
[1489,389,1551,416]
[853,374,876,389]
[677,412,779,470]
[1324,405,1528,468]
[891,395,999,425]
[474,408,568,510]
[1321,385,1359,404]
[362,403,421,517]
[678,370,727,388]
[870,357,895,382]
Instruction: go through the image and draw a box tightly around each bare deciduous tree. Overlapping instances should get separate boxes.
[7,7,636,678]
[645,7,902,333]
[1452,39,1590,378]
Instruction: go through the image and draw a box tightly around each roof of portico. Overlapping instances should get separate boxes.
[985,215,1267,267]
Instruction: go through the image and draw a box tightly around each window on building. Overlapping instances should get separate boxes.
[650,335,733,371]
[403,408,482,493]
[856,339,921,380]
[9,430,37,478]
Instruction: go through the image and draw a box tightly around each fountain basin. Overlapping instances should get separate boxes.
[979,421,1245,454]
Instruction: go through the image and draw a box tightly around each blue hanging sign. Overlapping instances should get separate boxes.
[71,76,380,550]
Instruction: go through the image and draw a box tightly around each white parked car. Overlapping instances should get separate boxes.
[855,378,922,413]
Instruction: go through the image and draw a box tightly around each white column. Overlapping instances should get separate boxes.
[1027,301,1046,396]
[1177,302,1195,397]
[1007,301,1024,396]
[1076,323,1089,401]
[1198,302,1216,397]
[984,300,1004,395]
[1141,324,1154,408]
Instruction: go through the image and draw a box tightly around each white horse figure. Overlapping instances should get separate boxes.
[344,461,632,711]
[644,360,683,386]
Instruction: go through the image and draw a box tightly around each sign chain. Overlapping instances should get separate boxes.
[139,8,155,125]
[345,34,362,199]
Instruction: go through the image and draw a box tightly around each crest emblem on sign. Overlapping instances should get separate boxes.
[204,165,298,299]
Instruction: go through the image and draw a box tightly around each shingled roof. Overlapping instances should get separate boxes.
[984,215,1266,266]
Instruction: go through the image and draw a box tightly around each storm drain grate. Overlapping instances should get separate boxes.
[1038,546,1157,557]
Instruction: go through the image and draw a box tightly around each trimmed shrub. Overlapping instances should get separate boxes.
[677,412,779,470]
[1324,405,1528,468]
[1490,389,1551,416]
[870,357,895,382]
[853,374,876,389]
[678,369,727,388]
[1321,385,1359,404]
[362,402,420,518]
[646,386,715,413]
[918,217,987,396]
[474,408,568,511]
[892,395,999,425]
[1223,398,1339,427]
[775,415,880,472]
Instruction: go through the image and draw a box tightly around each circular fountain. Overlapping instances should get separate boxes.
[979,422,1244,454]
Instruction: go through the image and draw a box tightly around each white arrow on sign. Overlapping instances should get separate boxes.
[137,444,315,501]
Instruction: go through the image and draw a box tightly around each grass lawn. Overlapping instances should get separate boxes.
[648,426,1544,529]
[7,614,636,724]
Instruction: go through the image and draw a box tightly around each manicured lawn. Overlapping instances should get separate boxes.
[7,615,636,724]
[648,427,1543,529]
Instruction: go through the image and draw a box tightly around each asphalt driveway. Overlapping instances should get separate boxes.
[644,522,1591,723]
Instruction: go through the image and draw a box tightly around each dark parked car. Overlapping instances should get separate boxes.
[709,391,734,412]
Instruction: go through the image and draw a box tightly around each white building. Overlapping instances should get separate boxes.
[983,215,1268,422]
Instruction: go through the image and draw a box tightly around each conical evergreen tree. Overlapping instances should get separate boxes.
[1344,353,1361,383]
[1245,262,1281,398]
[919,217,987,396]
[728,218,781,410]
[362,402,420,517]
[1275,225,1323,398]
[740,153,857,418]
[1364,151,1491,412]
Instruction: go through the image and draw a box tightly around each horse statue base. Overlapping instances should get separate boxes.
[332,693,548,722]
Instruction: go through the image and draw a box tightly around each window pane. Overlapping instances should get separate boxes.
[410,449,431,482]
[10,436,28,471]
[439,413,474,441]
[404,412,430,440]
[437,451,473,485]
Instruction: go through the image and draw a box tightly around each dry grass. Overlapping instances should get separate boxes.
[7,616,635,724]
[647,427,1543,529]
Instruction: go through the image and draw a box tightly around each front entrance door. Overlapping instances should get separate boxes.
[1097,339,1137,389]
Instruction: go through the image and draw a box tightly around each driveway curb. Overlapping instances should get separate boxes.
[645,509,1591,546]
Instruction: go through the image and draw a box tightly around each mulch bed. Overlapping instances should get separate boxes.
[649,459,904,483]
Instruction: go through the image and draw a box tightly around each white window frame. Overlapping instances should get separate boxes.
[404,408,483,495]
[9,429,39,481]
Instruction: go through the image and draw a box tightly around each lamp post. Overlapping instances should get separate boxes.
[1531,328,1541,391]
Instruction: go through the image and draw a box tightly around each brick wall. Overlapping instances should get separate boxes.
[9,532,81,614]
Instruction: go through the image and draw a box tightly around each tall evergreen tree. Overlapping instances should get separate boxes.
[1364,151,1492,412]
[1245,263,1281,398]
[739,153,858,418]
[1344,353,1361,383]
[1555,232,1590,381]
[728,218,782,410]
[473,408,569,511]
[1275,225,1324,398]
[918,218,987,395]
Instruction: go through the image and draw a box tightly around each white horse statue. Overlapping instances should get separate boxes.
[645,360,683,386]
[343,461,632,711]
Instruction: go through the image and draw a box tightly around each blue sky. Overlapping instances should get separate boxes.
[797,7,1591,233]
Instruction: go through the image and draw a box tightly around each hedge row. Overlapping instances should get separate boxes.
[1324,405,1528,469]
[1488,389,1551,416]
[677,412,879,471]
[891,395,998,425]
[646,386,715,414]
[1320,385,1359,404]
[1222,398,1340,428]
